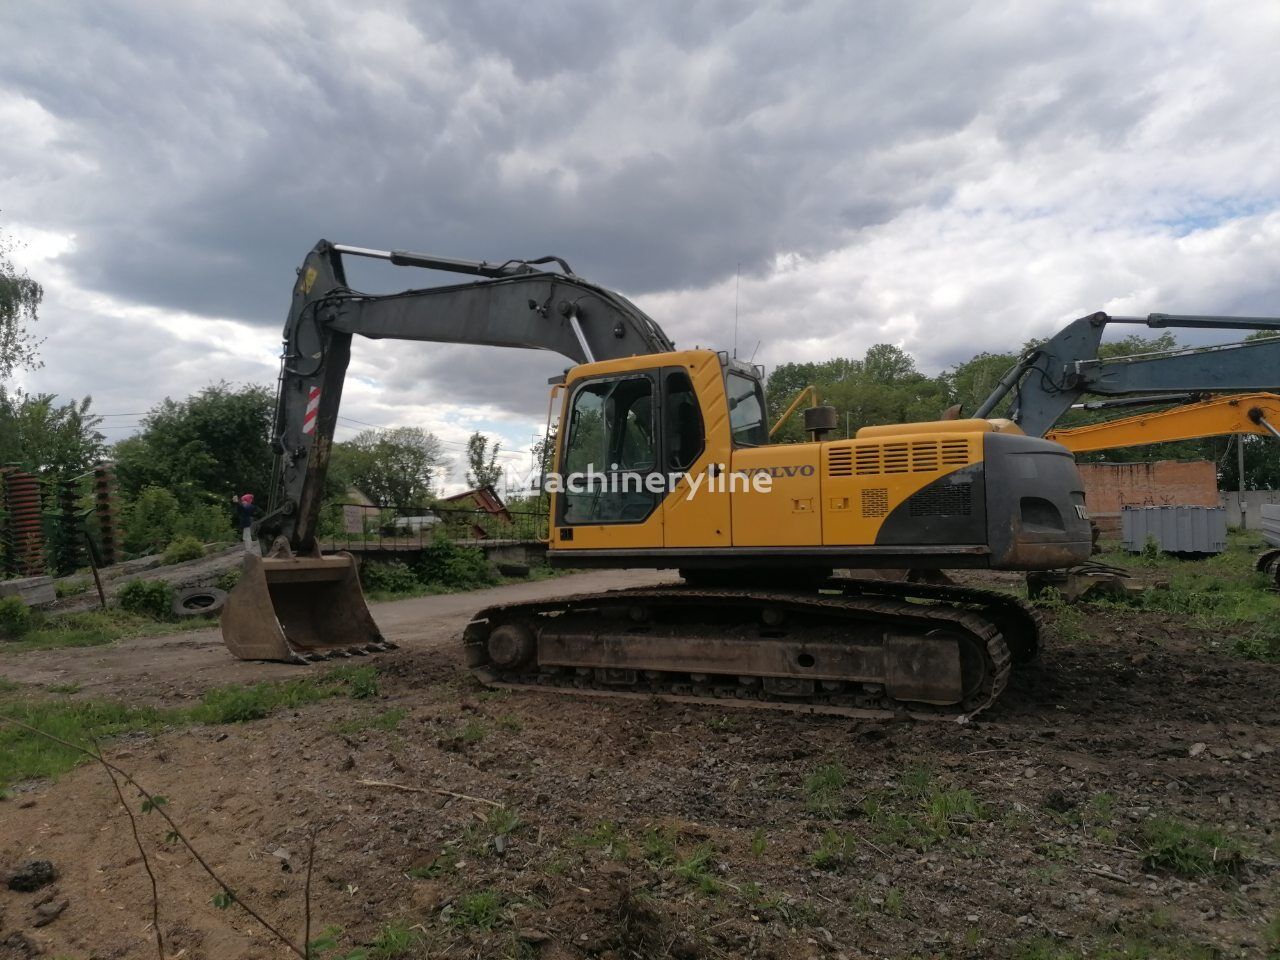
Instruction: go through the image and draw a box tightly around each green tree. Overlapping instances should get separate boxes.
[0,389,104,475]
[465,432,503,489]
[861,343,916,385]
[941,351,1019,418]
[0,230,43,380]
[340,426,445,507]
[114,382,274,503]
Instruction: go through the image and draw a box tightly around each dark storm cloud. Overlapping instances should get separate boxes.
[0,0,1171,323]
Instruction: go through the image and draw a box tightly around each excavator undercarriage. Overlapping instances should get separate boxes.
[464,578,1039,721]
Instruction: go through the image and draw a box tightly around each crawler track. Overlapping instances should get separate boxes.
[464,581,1039,721]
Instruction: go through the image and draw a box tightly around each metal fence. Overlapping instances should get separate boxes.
[1121,505,1228,555]
[317,501,544,552]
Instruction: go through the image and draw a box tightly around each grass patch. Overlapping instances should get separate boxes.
[46,681,81,695]
[576,820,632,859]
[367,922,422,959]
[804,762,847,817]
[1093,531,1280,661]
[1,608,208,654]
[0,696,171,785]
[407,848,459,879]
[332,707,406,735]
[641,826,678,867]
[809,828,857,870]
[194,665,377,724]
[860,767,991,852]
[1138,816,1244,878]
[0,666,383,786]
[447,890,504,930]
[674,842,719,894]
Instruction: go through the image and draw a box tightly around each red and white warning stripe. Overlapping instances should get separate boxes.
[302,386,321,435]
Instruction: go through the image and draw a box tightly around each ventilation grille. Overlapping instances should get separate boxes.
[849,439,971,476]
[861,488,889,518]
[826,447,854,477]
[909,482,973,517]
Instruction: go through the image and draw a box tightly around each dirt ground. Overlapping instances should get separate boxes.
[0,568,1277,959]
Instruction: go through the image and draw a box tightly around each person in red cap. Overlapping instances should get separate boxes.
[233,493,256,552]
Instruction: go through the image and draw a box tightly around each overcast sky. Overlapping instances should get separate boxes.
[3,0,1278,492]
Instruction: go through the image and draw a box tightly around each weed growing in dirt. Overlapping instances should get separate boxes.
[447,890,505,930]
[1234,624,1280,662]
[495,713,522,732]
[641,826,678,866]
[367,922,422,959]
[407,848,459,879]
[332,707,406,735]
[674,842,719,894]
[861,769,992,852]
[808,828,857,870]
[194,679,334,723]
[804,761,848,817]
[487,806,522,836]
[1093,532,1280,660]
[45,681,81,694]
[577,820,632,859]
[749,827,767,858]
[1138,816,1244,878]
[705,713,738,730]
[328,665,379,698]
[0,677,20,693]
[460,720,487,742]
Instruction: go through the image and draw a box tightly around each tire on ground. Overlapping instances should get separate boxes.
[172,586,228,618]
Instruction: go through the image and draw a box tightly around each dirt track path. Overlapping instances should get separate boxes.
[0,570,675,703]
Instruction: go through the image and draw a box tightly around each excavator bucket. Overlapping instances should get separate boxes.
[220,547,394,663]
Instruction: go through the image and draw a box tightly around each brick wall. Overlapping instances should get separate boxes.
[1078,460,1220,536]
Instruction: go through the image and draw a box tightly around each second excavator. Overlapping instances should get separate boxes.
[220,240,1280,719]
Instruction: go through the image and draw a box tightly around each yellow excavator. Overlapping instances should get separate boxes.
[219,240,1280,718]
[1048,391,1280,581]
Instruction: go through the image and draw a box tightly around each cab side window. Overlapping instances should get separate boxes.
[663,370,704,471]
[726,371,767,446]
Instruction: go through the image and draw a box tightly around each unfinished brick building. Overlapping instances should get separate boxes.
[1078,460,1219,538]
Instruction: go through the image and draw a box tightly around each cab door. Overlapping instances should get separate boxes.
[553,370,665,549]
[662,357,732,547]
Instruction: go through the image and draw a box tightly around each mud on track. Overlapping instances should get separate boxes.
[0,569,1276,959]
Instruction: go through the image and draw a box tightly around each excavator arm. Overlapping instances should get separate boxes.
[1046,393,1280,453]
[974,313,1280,436]
[223,239,675,663]
[268,240,674,552]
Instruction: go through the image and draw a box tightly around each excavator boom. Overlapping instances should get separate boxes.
[1047,393,1280,452]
